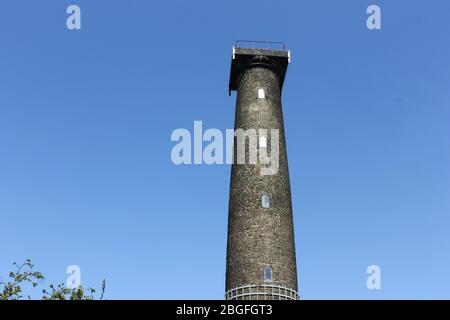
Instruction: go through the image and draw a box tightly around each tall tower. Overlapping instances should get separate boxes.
[225,41,298,300]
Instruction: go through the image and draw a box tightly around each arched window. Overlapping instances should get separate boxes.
[264,266,273,282]
[258,88,265,99]
[261,193,270,208]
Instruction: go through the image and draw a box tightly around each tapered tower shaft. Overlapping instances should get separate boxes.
[225,42,298,300]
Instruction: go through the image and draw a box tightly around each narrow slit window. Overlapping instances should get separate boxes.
[262,193,270,208]
[258,88,265,99]
[259,136,267,148]
[264,266,273,282]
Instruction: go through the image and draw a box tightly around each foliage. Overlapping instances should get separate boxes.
[0,259,106,300]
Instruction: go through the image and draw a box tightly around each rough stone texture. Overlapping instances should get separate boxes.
[226,54,298,299]
[229,48,289,93]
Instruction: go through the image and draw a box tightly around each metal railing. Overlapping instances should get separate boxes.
[225,284,299,300]
[234,40,288,51]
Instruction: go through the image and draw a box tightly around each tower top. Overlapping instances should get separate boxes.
[228,40,291,95]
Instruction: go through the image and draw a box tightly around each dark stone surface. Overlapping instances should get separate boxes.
[229,48,290,94]
[225,52,298,299]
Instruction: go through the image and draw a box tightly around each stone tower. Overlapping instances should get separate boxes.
[225,41,298,300]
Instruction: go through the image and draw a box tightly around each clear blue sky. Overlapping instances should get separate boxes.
[1,0,449,299]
